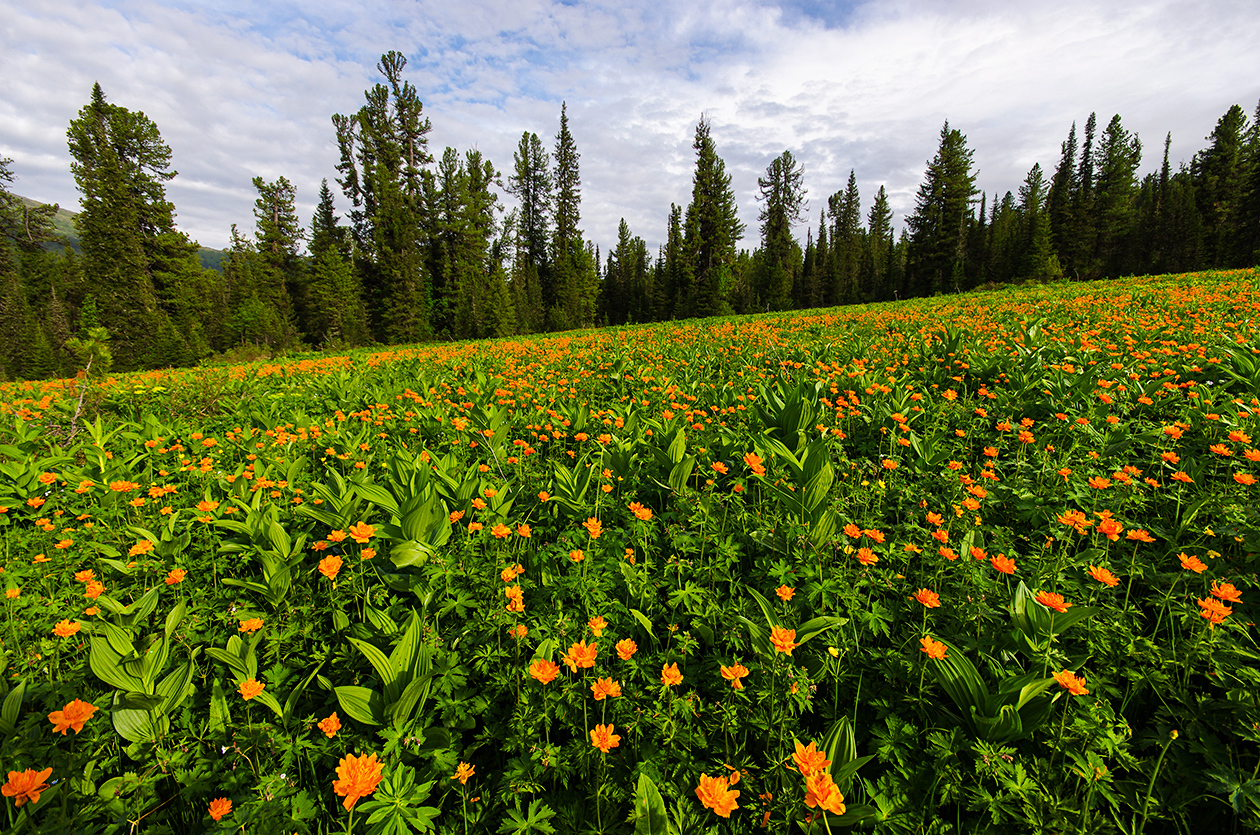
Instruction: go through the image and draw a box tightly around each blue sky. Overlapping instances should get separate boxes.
[2,0,1258,254]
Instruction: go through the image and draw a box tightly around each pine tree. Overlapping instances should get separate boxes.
[682,117,743,317]
[756,150,806,311]
[905,122,978,296]
[333,51,433,343]
[66,83,200,369]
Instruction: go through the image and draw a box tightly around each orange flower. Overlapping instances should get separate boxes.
[661,662,683,687]
[333,752,385,810]
[913,589,941,608]
[55,538,73,550]
[347,522,375,543]
[770,626,798,655]
[491,523,512,539]
[582,614,606,636]
[165,568,186,585]
[804,767,846,816]
[504,585,524,613]
[328,529,347,542]
[628,502,652,521]
[1125,529,1155,543]
[616,638,638,660]
[360,547,376,560]
[743,452,766,477]
[568,549,585,562]
[83,581,104,599]
[591,677,621,700]
[721,663,749,689]
[862,528,886,543]
[695,772,740,817]
[583,517,603,539]
[528,659,560,684]
[500,563,524,582]
[1053,669,1089,696]
[1198,597,1232,626]
[561,640,598,671]
[919,636,947,660]
[931,528,950,543]
[776,585,795,602]
[1171,471,1193,484]
[843,522,861,538]
[319,555,343,581]
[1234,472,1256,486]
[990,554,1016,574]
[467,522,483,533]
[1034,591,1071,613]
[1210,581,1243,603]
[208,797,233,821]
[196,499,220,513]
[48,699,97,734]
[318,712,341,738]
[128,540,154,557]
[74,569,95,583]
[792,740,832,775]
[590,723,620,753]
[1179,552,1208,573]
[452,762,475,785]
[517,523,531,538]
[712,461,729,475]
[238,679,264,700]
[925,511,944,526]
[238,617,264,633]
[1087,565,1120,588]
[1096,518,1124,541]
[2,767,52,808]
[855,548,879,567]
[52,619,82,637]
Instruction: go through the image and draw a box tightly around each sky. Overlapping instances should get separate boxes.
[2,0,1259,255]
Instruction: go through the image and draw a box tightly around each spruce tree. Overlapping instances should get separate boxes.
[865,186,893,301]
[905,122,978,296]
[1194,104,1248,267]
[506,132,551,332]
[1092,114,1142,277]
[756,150,806,311]
[682,117,743,316]
[307,180,370,346]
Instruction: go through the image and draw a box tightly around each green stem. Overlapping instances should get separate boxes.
[1136,731,1177,835]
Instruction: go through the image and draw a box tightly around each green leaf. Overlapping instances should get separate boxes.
[0,678,27,736]
[348,637,402,704]
[335,685,385,726]
[498,799,557,834]
[632,773,669,835]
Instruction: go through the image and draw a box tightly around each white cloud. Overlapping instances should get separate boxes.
[1,0,1257,256]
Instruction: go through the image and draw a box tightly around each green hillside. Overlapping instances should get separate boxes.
[18,194,225,271]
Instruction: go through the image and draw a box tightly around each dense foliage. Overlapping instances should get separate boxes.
[0,269,1257,833]
[3,53,1260,379]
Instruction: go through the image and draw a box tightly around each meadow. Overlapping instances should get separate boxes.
[0,269,1257,834]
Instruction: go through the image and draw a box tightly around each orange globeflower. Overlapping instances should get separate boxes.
[661,663,683,687]
[583,517,603,539]
[590,723,620,753]
[628,502,653,521]
[776,585,795,602]
[491,523,512,539]
[1096,518,1124,541]
[208,797,233,821]
[920,636,947,660]
[500,563,524,582]
[74,569,95,583]
[721,663,749,689]
[842,522,861,538]
[52,619,82,637]
[1234,473,1256,486]
[855,548,879,567]
[990,554,1016,574]
[587,615,608,636]
[48,699,97,734]
[561,640,598,671]
[1034,591,1072,613]
[1210,581,1243,603]
[1126,529,1155,543]
[2,767,52,808]
[1053,669,1089,696]
[319,555,343,581]
[128,540,155,557]
[568,549,585,562]
[238,679,264,700]
[84,581,105,599]
[743,452,766,477]
[238,617,264,633]
[452,762,475,785]
[913,589,941,608]
[504,585,524,613]
[1178,552,1208,573]
[1087,565,1120,588]
[925,511,944,526]
[591,677,621,700]
[164,568,186,585]
[792,740,832,775]
[528,659,560,685]
[333,752,385,810]
[616,638,638,660]
[1198,597,1232,626]
[769,626,798,655]
[804,768,847,816]
[196,499,220,513]
[55,538,73,550]
[695,772,740,817]
[318,712,341,738]
[517,523,531,538]
[347,522,376,543]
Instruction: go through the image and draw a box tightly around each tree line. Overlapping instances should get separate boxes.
[2,51,1259,379]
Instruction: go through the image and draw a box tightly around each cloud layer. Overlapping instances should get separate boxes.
[3,0,1258,254]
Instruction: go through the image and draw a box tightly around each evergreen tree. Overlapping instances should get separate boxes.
[333,51,433,343]
[756,150,806,311]
[433,148,508,339]
[865,185,893,301]
[1237,99,1260,266]
[1194,103,1249,266]
[66,83,201,369]
[250,176,302,346]
[827,171,862,302]
[505,132,550,333]
[655,204,689,320]
[548,103,595,329]
[1092,114,1142,277]
[905,122,978,296]
[1046,122,1077,256]
[307,180,370,346]
[682,117,743,317]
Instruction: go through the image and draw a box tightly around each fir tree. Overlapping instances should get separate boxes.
[756,150,806,311]
[905,122,978,296]
[682,117,743,316]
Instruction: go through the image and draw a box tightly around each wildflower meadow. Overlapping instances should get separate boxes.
[0,269,1257,834]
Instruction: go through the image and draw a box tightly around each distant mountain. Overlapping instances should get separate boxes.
[18,195,225,272]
